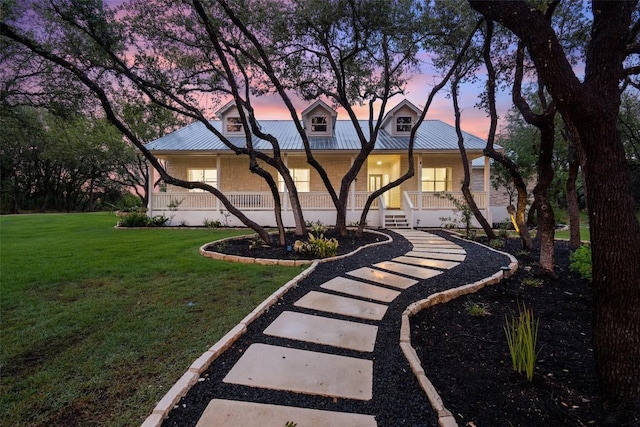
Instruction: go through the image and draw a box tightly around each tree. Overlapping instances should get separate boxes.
[468,0,640,416]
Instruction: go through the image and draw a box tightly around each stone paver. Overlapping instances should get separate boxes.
[223,343,373,400]
[392,255,460,270]
[405,251,466,262]
[347,267,419,289]
[263,311,378,352]
[195,399,377,427]
[294,291,388,320]
[320,276,401,302]
[409,247,467,254]
[372,261,442,279]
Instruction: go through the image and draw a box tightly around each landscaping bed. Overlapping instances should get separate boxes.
[410,238,614,426]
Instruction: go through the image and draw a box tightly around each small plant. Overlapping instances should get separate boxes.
[489,238,505,249]
[221,210,231,226]
[347,219,368,227]
[464,300,490,316]
[516,249,530,257]
[498,223,510,238]
[248,236,267,250]
[149,215,169,227]
[284,422,297,427]
[504,302,540,382]
[307,220,327,237]
[569,245,592,281]
[293,233,338,258]
[203,218,222,228]
[522,277,543,288]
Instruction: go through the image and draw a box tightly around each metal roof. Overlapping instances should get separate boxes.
[145,119,488,153]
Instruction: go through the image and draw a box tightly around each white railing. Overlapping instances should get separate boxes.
[152,191,486,212]
[405,191,487,209]
[152,191,381,211]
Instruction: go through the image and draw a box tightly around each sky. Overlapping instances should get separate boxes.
[104,0,512,140]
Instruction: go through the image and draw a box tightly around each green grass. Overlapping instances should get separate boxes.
[0,213,301,427]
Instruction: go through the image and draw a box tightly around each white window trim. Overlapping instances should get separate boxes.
[188,168,217,192]
[396,116,412,133]
[226,116,242,133]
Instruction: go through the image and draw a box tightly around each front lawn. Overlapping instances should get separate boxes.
[0,213,300,427]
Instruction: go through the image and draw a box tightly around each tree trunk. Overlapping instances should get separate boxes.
[452,76,495,239]
[533,122,556,276]
[579,118,640,411]
[566,137,582,249]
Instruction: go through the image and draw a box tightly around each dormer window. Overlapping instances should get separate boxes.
[226,117,242,133]
[396,116,412,133]
[311,116,328,133]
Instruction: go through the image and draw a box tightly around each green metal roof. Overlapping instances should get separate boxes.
[145,119,488,153]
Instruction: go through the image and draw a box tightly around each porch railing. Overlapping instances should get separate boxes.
[151,191,380,211]
[405,191,487,209]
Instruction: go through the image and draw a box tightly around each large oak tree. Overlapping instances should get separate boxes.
[469,0,640,415]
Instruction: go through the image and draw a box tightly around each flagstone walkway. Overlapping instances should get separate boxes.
[143,230,513,427]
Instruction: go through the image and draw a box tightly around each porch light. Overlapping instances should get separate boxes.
[376,161,382,165]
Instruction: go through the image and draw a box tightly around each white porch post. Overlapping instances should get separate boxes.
[147,165,155,216]
[283,154,289,211]
[418,154,423,210]
[350,155,356,211]
[216,156,221,211]
[484,156,492,226]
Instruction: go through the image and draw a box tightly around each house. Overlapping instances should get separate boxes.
[145,99,509,228]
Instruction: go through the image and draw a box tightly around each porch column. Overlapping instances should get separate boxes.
[350,155,356,211]
[147,165,155,216]
[216,156,221,211]
[283,154,288,211]
[418,154,423,210]
[484,156,492,226]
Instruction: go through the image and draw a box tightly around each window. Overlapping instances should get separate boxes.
[278,168,310,192]
[311,116,328,133]
[421,167,451,192]
[396,116,412,132]
[226,117,242,133]
[188,168,217,192]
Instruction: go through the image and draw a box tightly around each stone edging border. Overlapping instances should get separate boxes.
[399,233,519,427]
[199,228,392,266]
[140,230,394,427]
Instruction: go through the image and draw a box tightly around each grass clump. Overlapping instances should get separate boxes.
[464,299,491,316]
[504,302,540,382]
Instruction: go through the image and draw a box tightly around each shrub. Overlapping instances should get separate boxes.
[569,245,592,281]
[293,233,338,258]
[149,215,169,227]
[118,213,168,227]
[118,212,151,227]
[504,302,540,382]
[203,218,222,228]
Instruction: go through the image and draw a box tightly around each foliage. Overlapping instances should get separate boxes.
[284,422,297,427]
[293,233,339,258]
[0,106,131,213]
[569,245,592,281]
[118,212,169,227]
[306,220,328,237]
[203,218,222,228]
[504,302,540,382]
[0,213,299,427]
[249,236,267,250]
[522,277,543,288]
[489,238,505,249]
[464,300,491,316]
[435,192,474,238]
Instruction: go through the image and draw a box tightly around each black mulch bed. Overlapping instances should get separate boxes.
[161,230,615,427]
[203,229,386,260]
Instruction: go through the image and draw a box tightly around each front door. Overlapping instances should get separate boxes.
[368,174,390,206]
